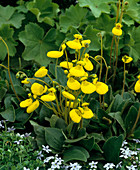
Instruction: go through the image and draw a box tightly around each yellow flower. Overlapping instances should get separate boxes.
[66,101,75,108]
[77,61,85,66]
[81,40,91,47]
[69,107,94,123]
[60,61,73,69]
[61,44,66,50]
[66,41,82,50]
[134,76,140,93]
[74,34,82,40]
[83,53,93,71]
[67,77,81,90]
[26,100,39,113]
[112,23,122,36]
[48,87,56,93]
[34,66,48,78]
[95,82,109,95]
[41,93,56,102]
[82,102,89,107]
[31,83,47,96]
[47,50,63,58]
[20,98,33,108]
[70,65,86,77]
[122,55,133,63]
[21,78,30,84]
[62,91,75,100]
[81,80,96,94]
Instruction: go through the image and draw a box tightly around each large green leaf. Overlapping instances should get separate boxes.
[78,0,116,18]
[59,4,88,33]
[27,0,59,26]
[0,5,25,28]
[63,146,89,162]
[0,24,18,60]
[19,23,58,66]
[45,127,65,151]
[128,26,140,62]
[80,136,95,151]
[0,105,15,122]
[0,87,7,102]
[103,135,123,164]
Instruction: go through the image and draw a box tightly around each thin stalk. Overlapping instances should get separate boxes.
[99,95,102,108]
[122,62,125,97]
[29,78,50,87]
[65,49,69,70]
[64,98,68,124]
[0,64,8,69]
[78,49,81,61]
[89,56,101,65]
[0,37,20,102]
[55,94,62,114]
[127,107,140,138]
[115,0,121,23]
[119,0,124,23]
[80,47,86,60]
[51,102,59,116]
[80,118,83,128]
[99,34,103,81]
[109,35,115,68]
[55,58,58,80]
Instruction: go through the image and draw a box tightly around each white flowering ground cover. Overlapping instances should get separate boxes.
[0,120,140,170]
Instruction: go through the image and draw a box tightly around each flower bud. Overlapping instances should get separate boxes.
[16,72,20,78]
[64,70,68,74]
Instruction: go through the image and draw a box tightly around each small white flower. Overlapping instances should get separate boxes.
[7,126,15,132]
[89,161,98,169]
[69,162,82,170]
[34,167,39,170]
[44,156,54,163]
[14,139,23,145]
[36,151,44,160]
[103,163,115,170]
[133,139,140,144]
[51,161,61,169]
[122,140,128,147]
[42,145,52,153]
[126,165,138,170]
[120,148,132,159]
[0,121,4,128]
[23,168,30,170]
[116,161,122,168]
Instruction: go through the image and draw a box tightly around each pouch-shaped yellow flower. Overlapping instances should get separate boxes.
[95,82,109,95]
[82,107,94,119]
[20,98,33,108]
[70,65,86,77]
[31,83,47,96]
[62,91,75,100]
[69,109,82,123]
[122,55,133,63]
[83,53,93,71]
[74,34,82,40]
[60,61,73,69]
[66,41,82,50]
[81,80,96,94]
[47,50,63,58]
[134,79,140,93]
[26,100,39,113]
[67,77,81,90]
[81,40,91,47]
[21,78,30,84]
[34,66,48,78]
[41,93,56,102]
[112,23,122,36]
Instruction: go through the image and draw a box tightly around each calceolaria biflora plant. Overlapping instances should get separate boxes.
[19,33,109,126]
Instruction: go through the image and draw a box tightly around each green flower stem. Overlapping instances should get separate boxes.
[55,94,62,115]
[18,57,22,70]
[112,37,119,83]
[109,35,115,69]
[89,56,101,66]
[17,71,28,78]
[65,49,70,69]
[80,118,83,128]
[29,78,50,87]
[99,34,103,81]
[119,0,124,23]
[80,47,86,60]
[51,101,59,116]
[64,98,68,124]
[55,58,58,80]
[127,107,140,138]
[122,62,126,97]
[47,74,54,87]
[0,64,8,69]
[78,49,81,61]
[0,37,21,102]
[99,95,102,108]
[115,0,121,23]
[57,84,64,113]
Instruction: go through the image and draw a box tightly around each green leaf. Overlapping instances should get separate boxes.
[59,4,88,33]
[89,133,105,143]
[15,108,30,123]
[39,105,52,123]
[103,135,123,164]
[83,25,101,51]
[45,128,65,151]
[30,120,47,147]
[19,23,58,66]
[65,135,87,144]
[0,87,7,102]
[0,5,25,28]
[80,137,95,151]
[0,105,15,122]
[63,146,89,162]
[128,26,140,62]
[78,0,115,18]
[14,85,27,98]
[0,24,18,60]
[27,0,59,26]
[124,106,138,134]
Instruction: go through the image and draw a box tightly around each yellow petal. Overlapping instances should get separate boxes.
[67,77,81,90]
[21,78,30,84]
[112,27,122,36]
[41,93,56,102]
[47,51,63,58]
[96,82,108,95]
[74,34,82,40]
[82,107,94,119]
[122,56,133,63]
[34,67,48,77]
[83,58,93,71]
[60,61,73,69]
[70,65,86,77]
[20,98,33,108]
[69,109,81,123]
[26,100,39,113]
[81,81,96,94]
[62,91,75,100]
[81,40,91,47]
[66,41,82,50]
[134,80,140,93]
[31,83,47,96]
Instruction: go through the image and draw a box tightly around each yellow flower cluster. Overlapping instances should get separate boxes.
[20,34,109,124]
